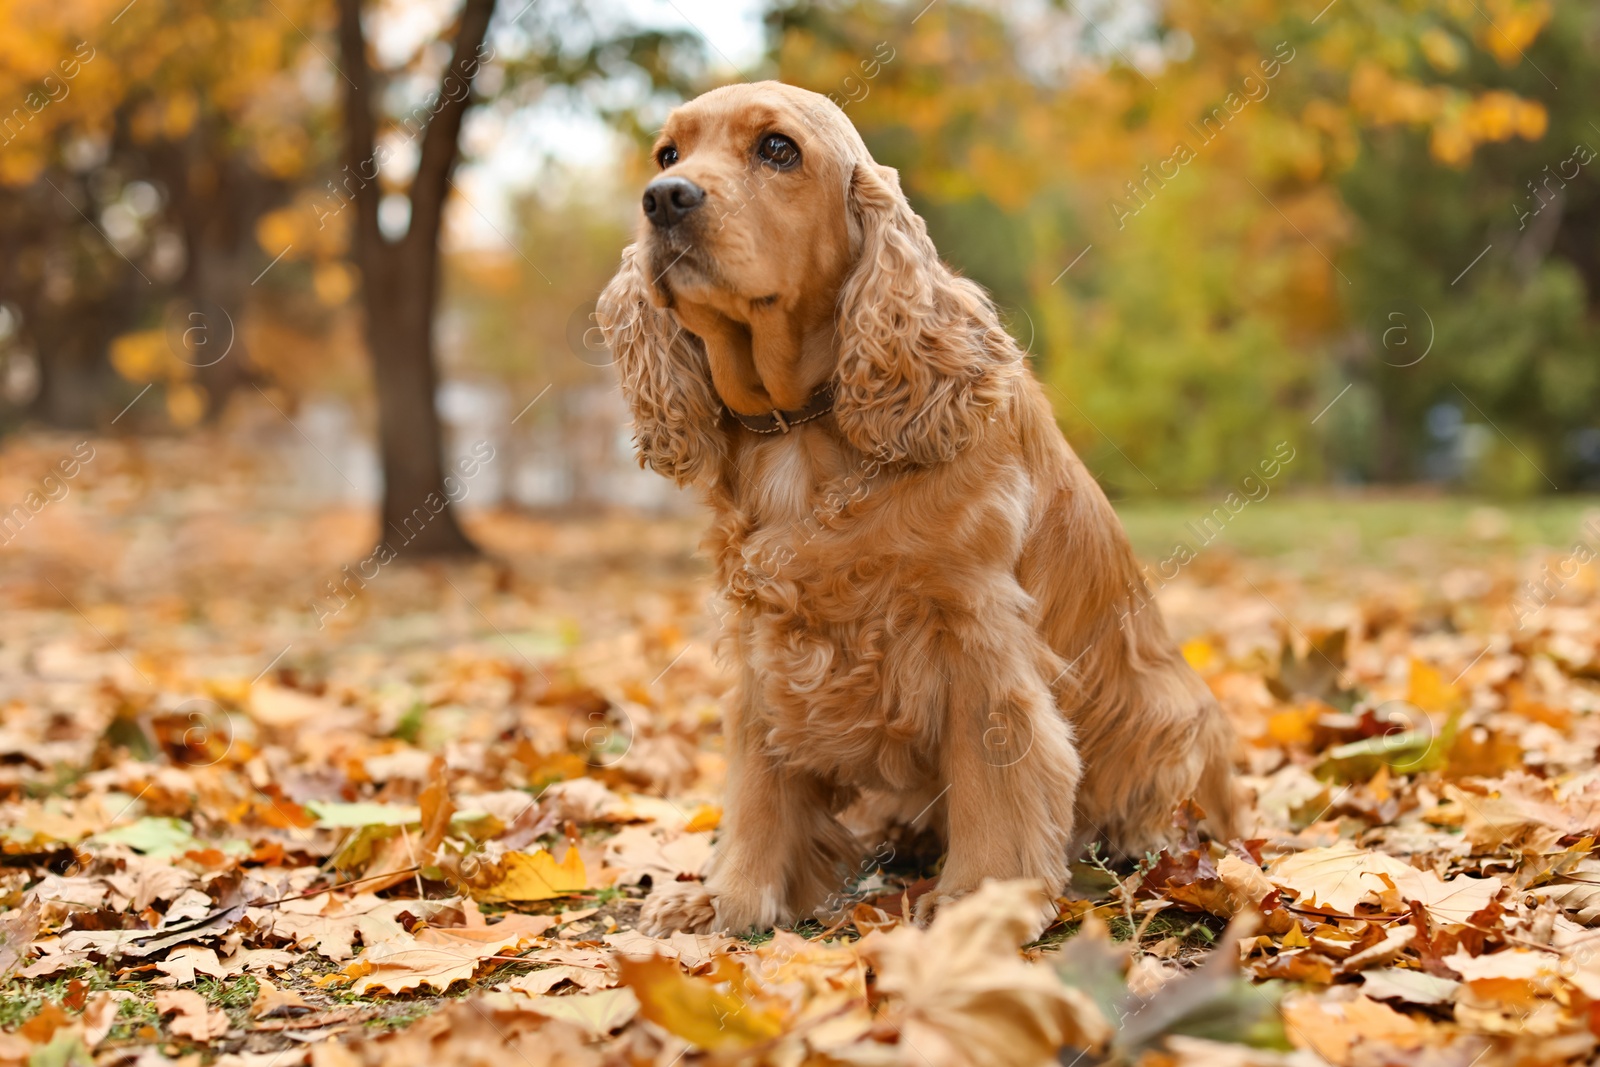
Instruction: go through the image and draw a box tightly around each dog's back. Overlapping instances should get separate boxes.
[1014,378,1238,854]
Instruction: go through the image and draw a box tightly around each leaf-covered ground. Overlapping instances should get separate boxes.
[4,433,1600,1066]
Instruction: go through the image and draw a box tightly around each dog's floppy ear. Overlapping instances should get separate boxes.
[597,243,725,486]
[833,163,1020,465]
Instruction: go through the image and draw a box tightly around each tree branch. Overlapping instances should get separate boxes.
[406,0,497,258]
[335,0,383,262]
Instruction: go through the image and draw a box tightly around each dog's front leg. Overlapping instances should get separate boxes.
[639,672,859,935]
[917,622,1082,934]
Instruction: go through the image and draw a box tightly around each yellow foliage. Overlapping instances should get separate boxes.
[456,254,519,296]
[166,382,207,428]
[616,954,785,1051]
[1430,121,1474,167]
[1465,90,1533,143]
[162,91,198,139]
[256,199,347,261]
[471,847,588,903]
[1478,0,1552,66]
[0,0,321,189]
[1351,64,1445,128]
[313,262,355,307]
[109,330,169,384]
[253,124,311,180]
[1419,28,1464,72]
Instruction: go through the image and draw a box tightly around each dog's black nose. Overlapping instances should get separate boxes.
[642,176,705,228]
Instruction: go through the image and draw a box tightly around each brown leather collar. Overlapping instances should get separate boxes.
[726,381,835,434]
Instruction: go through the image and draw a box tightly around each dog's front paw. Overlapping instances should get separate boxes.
[638,879,717,935]
[911,887,957,928]
[912,884,1058,941]
[708,878,781,936]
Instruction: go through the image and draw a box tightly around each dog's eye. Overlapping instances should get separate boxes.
[656,145,678,169]
[757,133,800,169]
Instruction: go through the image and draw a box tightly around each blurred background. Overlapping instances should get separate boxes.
[1,0,1598,582]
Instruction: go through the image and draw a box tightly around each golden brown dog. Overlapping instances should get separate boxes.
[597,81,1235,935]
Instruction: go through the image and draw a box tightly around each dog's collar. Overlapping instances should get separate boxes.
[726,381,835,434]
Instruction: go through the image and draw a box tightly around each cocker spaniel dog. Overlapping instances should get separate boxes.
[597,81,1235,935]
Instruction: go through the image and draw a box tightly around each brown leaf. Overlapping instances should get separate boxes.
[307,996,598,1067]
[157,989,231,1041]
[340,914,558,995]
[251,976,313,1019]
[0,900,41,978]
[860,880,1110,1066]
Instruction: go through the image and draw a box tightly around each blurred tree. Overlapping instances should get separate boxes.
[767,0,1597,494]
[334,0,497,556]
[0,0,330,429]
[333,0,703,552]
[1308,0,1600,489]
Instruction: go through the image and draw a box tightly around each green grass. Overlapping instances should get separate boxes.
[1115,492,1600,570]
[109,997,160,1043]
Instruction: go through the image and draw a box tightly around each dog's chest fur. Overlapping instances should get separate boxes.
[708,424,1036,790]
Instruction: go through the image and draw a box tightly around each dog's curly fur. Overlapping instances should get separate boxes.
[597,81,1235,935]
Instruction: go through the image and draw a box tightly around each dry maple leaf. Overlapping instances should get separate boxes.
[499,964,615,995]
[81,991,126,1048]
[860,880,1110,1067]
[263,893,449,961]
[251,976,312,1019]
[497,987,639,1040]
[156,989,230,1041]
[156,945,229,984]
[308,995,598,1067]
[250,683,338,728]
[616,952,786,1052]
[604,929,743,971]
[1269,843,1501,924]
[1448,774,1600,853]
[602,823,713,886]
[1281,992,1437,1066]
[0,899,41,978]
[340,913,559,995]
[471,847,589,903]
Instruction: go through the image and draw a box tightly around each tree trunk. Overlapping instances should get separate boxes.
[367,255,476,554]
[337,0,494,558]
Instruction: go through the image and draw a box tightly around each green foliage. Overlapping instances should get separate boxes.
[768,0,1600,494]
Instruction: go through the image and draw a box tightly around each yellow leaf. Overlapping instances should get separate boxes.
[1266,704,1319,747]
[1283,993,1431,1063]
[685,805,722,833]
[616,954,784,1051]
[1406,658,1462,715]
[473,847,589,903]
[517,987,639,1040]
[1180,638,1217,672]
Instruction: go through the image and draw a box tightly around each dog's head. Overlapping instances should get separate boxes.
[597,81,1018,485]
